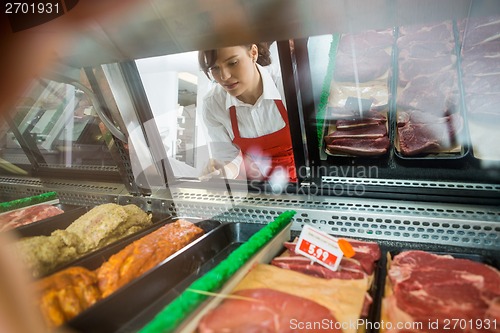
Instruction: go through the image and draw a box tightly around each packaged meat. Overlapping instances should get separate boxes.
[324,108,390,157]
[334,29,394,83]
[0,204,64,232]
[381,250,500,333]
[394,20,469,159]
[327,29,394,111]
[395,111,464,156]
[320,28,393,161]
[35,219,205,329]
[459,14,500,160]
[15,203,153,277]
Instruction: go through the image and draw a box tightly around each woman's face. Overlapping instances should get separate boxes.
[209,45,259,99]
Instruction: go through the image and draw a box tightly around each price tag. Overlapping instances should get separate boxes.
[295,225,345,271]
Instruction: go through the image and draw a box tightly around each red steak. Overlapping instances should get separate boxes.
[198,288,343,333]
[326,124,387,140]
[397,119,459,156]
[385,251,500,333]
[335,111,387,129]
[326,137,390,156]
[0,204,64,232]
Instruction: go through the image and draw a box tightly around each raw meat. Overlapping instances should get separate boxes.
[269,238,380,320]
[397,110,463,133]
[462,41,500,58]
[396,20,459,147]
[198,288,343,333]
[0,204,64,232]
[326,137,390,156]
[398,41,454,58]
[334,48,391,82]
[325,123,387,141]
[36,219,203,328]
[97,219,204,297]
[398,56,456,86]
[462,74,500,95]
[397,73,458,115]
[466,93,500,121]
[397,92,458,117]
[460,15,500,126]
[283,239,381,267]
[272,255,366,280]
[337,29,394,53]
[462,57,500,75]
[398,22,453,41]
[397,121,453,156]
[383,250,500,333]
[232,264,369,333]
[336,111,387,129]
[16,203,153,277]
[334,29,393,82]
[461,17,500,46]
[36,267,100,328]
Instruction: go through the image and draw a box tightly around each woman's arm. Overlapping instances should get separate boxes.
[202,98,242,179]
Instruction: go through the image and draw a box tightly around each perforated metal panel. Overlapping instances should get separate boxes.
[322,176,500,191]
[39,164,119,172]
[0,176,125,206]
[1,178,499,250]
[168,188,500,251]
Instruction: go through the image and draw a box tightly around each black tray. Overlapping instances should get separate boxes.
[66,221,261,333]
[13,205,170,238]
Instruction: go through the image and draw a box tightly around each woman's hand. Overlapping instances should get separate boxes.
[199,159,238,181]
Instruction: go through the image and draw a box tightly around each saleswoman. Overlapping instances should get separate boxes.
[199,43,297,182]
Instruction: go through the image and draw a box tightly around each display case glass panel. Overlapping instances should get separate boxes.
[1,75,118,174]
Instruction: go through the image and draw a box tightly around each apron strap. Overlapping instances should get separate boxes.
[229,106,241,140]
[274,99,289,124]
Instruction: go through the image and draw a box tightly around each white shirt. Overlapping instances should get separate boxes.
[202,64,287,162]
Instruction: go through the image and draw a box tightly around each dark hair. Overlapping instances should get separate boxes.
[198,42,272,79]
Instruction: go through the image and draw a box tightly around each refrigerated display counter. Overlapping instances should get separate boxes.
[1,0,499,332]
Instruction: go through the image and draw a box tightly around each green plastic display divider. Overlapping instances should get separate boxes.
[0,191,58,213]
[317,33,340,150]
[139,210,296,333]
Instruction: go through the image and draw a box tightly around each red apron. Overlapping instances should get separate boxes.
[229,100,297,182]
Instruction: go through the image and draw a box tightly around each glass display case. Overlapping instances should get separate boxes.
[1,1,500,332]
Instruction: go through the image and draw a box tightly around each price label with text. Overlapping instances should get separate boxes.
[295,225,344,271]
